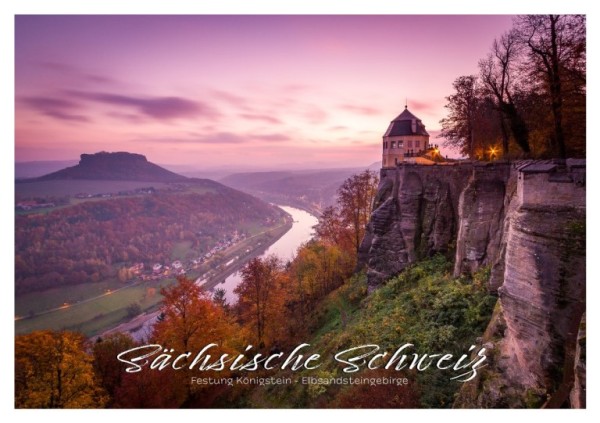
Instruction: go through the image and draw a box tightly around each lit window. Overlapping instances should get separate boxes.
[391,141,396,149]
[398,140,403,148]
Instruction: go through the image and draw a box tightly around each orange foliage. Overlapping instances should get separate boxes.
[15,330,107,408]
[234,255,287,348]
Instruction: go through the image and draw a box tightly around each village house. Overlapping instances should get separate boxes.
[128,262,144,274]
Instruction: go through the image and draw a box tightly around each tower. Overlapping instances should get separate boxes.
[382,105,430,168]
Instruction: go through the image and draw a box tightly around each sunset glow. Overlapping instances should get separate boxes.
[15,15,515,169]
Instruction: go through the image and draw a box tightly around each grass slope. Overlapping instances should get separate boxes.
[244,255,497,408]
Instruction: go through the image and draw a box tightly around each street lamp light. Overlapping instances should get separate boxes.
[489,147,497,161]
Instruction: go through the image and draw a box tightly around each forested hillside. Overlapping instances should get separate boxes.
[15,185,284,295]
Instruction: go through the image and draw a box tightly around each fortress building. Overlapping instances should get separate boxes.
[382,106,430,168]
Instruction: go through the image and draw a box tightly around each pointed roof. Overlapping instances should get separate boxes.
[392,107,419,122]
[383,106,429,137]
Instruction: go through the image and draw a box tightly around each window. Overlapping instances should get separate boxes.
[398,140,403,148]
[391,141,396,149]
[407,140,412,148]
[414,140,420,149]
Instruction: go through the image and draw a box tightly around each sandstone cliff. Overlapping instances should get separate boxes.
[358,160,586,408]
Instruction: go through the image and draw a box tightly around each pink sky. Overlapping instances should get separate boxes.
[15,15,514,169]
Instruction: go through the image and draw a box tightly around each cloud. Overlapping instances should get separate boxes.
[339,104,381,115]
[195,132,246,144]
[68,90,219,121]
[281,83,313,93]
[240,113,282,124]
[129,132,244,145]
[38,61,116,85]
[260,96,328,125]
[302,105,328,124]
[208,89,248,108]
[131,131,290,145]
[106,111,144,123]
[408,100,435,112]
[254,134,290,142]
[21,96,90,122]
[38,61,74,72]
[85,74,115,84]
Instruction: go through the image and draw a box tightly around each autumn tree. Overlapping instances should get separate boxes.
[151,275,241,406]
[234,255,286,347]
[92,333,136,406]
[439,75,480,158]
[318,170,378,255]
[441,15,586,159]
[154,275,236,352]
[338,170,378,254]
[212,287,229,312]
[289,241,353,310]
[113,368,183,408]
[15,330,107,408]
[439,77,509,159]
[479,30,531,155]
[315,205,353,253]
[515,15,586,158]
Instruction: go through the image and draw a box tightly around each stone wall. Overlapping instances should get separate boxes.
[518,159,586,208]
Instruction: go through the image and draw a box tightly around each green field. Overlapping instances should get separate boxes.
[15,277,125,317]
[170,241,194,261]
[15,278,176,336]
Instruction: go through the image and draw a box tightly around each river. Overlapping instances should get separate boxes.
[102,205,317,342]
[218,205,318,303]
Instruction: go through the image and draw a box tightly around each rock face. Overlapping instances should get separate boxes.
[358,164,472,287]
[360,160,586,408]
[453,165,511,278]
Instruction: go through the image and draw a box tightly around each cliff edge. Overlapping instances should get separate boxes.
[358,160,586,408]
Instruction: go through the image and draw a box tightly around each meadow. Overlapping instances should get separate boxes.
[15,278,175,336]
